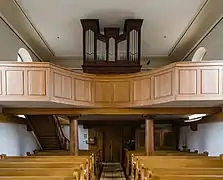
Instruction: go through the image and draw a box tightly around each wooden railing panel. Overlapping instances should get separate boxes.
[154,70,173,100]
[176,65,223,101]
[0,63,50,102]
[0,70,2,95]
[74,78,92,103]
[133,77,151,103]
[1,61,223,108]
[6,70,24,95]
[93,81,113,103]
[52,72,72,100]
[28,70,46,96]
[113,81,131,103]
[201,69,219,95]
[178,69,197,95]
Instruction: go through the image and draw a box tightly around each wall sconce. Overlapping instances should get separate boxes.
[86,137,96,145]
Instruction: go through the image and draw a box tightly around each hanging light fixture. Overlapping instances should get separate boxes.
[184,114,206,123]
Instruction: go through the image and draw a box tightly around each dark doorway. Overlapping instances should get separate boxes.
[103,127,122,162]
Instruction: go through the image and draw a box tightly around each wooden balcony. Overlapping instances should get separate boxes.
[0,61,223,109]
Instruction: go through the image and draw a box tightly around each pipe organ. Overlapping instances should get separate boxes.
[81,19,143,74]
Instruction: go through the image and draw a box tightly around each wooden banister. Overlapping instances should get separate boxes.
[52,115,69,150]
[26,117,43,151]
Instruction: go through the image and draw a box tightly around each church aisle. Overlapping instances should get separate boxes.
[100,162,126,180]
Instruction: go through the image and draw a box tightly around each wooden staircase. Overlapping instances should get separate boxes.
[26,115,69,150]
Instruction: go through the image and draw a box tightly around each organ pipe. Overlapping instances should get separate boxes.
[81,19,143,63]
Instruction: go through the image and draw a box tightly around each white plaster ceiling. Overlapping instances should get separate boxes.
[16,0,206,57]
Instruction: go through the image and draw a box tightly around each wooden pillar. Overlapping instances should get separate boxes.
[70,119,79,156]
[145,119,154,156]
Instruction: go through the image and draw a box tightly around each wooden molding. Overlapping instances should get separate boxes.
[170,0,223,60]
[0,0,53,60]
[3,107,221,115]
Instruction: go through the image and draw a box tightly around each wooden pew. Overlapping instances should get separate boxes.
[124,150,144,176]
[28,149,102,178]
[137,158,223,180]
[127,151,209,179]
[0,168,80,179]
[0,155,91,180]
[0,152,100,179]
[0,162,86,180]
[124,149,208,178]
[0,176,74,180]
[1,154,98,179]
[150,175,223,180]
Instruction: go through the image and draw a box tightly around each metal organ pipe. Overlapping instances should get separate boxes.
[97,40,106,60]
[136,30,138,61]
[85,30,95,61]
[129,30,139,62]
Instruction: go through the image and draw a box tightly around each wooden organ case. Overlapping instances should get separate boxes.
[81,19,143,74]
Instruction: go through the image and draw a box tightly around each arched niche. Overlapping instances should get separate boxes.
[17,48,33,62]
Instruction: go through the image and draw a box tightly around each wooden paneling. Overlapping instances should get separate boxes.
[201,69,219,94]
[113,81,130,103]
[6,70,24,95]
[62,75,72,99]
[28,70,46,96]
[0,70,2,95]
[154,71,172,99]
[74,79,91,102]
[135,129,145,150]
[94,81,113,103]
[133,77,151,102]
[1,61,223,109]
[179,69,197,95]
[53,72,72,99]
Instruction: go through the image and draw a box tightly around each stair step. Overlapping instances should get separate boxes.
[42,146,61,149]
[38,135,57,137]
[40,138,59,141]
[42,144,61,147]
[41,143,60,146]
[39,137,58,140]
[28,115,64,151]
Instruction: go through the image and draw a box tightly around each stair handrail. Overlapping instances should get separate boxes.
[64,136,70,150]
[26,116,43,151]
[52,115,68,150]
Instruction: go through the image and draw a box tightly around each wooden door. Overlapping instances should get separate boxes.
[103,127,122,162]
[135,129,145,150]
[155,130,161,149]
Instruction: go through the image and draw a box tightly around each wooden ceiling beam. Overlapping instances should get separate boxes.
[0,0,53,61]
[170,0,223,60]
[2,107,221,115]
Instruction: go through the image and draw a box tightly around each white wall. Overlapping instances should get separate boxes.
[62,124,89,150]
[0,17,39,61]
[179,122,223,156]
[0,122,38,156]
[186,17,223,60]
[0,17,40,156]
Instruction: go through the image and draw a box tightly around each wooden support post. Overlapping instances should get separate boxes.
[145,119,154,156]
[70,119,79,156]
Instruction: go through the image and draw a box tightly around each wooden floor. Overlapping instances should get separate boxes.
[100,163,126,180]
